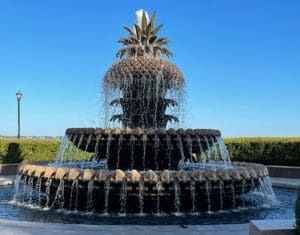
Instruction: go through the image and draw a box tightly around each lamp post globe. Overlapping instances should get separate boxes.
[16,91,22,139]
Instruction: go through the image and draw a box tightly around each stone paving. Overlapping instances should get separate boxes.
[0,175,15,186]
[271,177,300,189]
[0,219,249,235]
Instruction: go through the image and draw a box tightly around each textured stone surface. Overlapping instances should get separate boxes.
[0,219,249,235]
[82,169,96,181]
[65,127,222,137]
[249,219,295,235]
[114,169,126,182]
[268,165,300,179]
[127,170,141,182]
[0,163,19,175]
[144,170,158,182]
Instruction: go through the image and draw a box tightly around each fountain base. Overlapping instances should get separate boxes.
[16,162,269,213]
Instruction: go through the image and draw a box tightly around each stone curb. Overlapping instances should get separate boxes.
[249,219,295,235]
[268,165,300,179]
[0,163,19,175]
[0,175,15,186]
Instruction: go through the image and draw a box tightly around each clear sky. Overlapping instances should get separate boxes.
[0,0,299,137]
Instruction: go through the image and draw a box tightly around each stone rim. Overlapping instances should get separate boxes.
[65,128,222,137]
[17,162,268,183]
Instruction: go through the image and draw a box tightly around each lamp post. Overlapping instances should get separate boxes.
[16,91,22,139]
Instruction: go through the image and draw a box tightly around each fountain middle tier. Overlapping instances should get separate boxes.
[64,128,223,170]
[16,162,269,213]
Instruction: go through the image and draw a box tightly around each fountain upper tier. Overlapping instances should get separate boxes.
[104,57,184,89]
[65,128,222,170]
[103,57,185,129]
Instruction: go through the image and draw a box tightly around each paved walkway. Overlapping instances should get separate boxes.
[0,175,15,186]
[0,219,248,235]
[271,177,300,189]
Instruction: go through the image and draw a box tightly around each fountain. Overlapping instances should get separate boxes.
[14,9,273,214]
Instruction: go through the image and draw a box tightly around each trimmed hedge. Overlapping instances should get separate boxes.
[0,139,59,163]
[224,137,300,166]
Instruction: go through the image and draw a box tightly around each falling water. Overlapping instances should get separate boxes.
[21,176,28,203]
[13,175,22,202]
[186,135,193,161]
[130,134,135,169]
[196,135,207,163]
[52,179,65,209]
[75,135,84,163]
[156,182,162,214]
[142,133,147,170]
[166,134,172,169]
[35,177,42,206]
[177,135,185,163]
[204,136,212,163]
[190,180,196,212]
[120,181,127,214]
[173,181,181,213]
[210,136,219,163]
[28,176,34,204]
[219,180,224,210]
[87,181,94,211]
[154,134,160,170]
[116,134,124,169]
[45,178,52,208]
[69,179,79,210]
[258,176,276,200]
[251,178,255,191]
[138,181,144,215]
[103,64,184,129]
[216,136,232,167]
[92,134,101,161]
[55,135,70,164]
[230,180,236,208]
[80,134,93,168]
[104,179,111,214]
[241,179,246,208]
[63,134,78,163]
[106,133,112,162]
[205,181,212,212]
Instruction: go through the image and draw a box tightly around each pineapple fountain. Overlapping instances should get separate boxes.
[15,10,273,214]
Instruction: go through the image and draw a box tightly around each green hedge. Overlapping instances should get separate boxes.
[224,137,300,166]
[0,139,59,163]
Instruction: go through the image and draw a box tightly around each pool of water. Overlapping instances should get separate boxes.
[0,185,296,225]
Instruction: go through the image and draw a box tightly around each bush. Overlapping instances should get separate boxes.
[0,139,60,163]
[224,137,300,166]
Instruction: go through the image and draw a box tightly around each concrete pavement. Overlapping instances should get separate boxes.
[0,175,15,186]
[0,219,249,235]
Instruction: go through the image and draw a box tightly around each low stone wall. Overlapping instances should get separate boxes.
[0,163,19,175]
[268,165,300,179]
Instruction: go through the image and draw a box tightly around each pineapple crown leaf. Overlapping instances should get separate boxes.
[117,10,173,59]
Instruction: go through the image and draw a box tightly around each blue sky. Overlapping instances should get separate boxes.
[0,0,299,137]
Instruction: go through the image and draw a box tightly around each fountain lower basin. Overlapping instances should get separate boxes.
[16,161,269,213]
